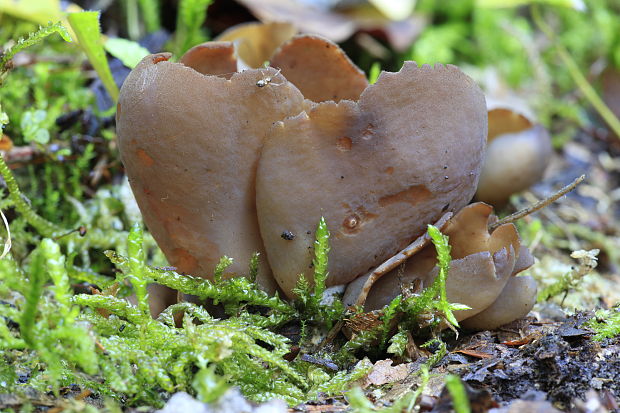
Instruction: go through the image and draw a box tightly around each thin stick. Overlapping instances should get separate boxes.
[0,208,11,259]
[489,174,585,231]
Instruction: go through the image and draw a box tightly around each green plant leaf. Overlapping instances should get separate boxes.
[0,0,62,25]
[104,37,150,69]
[368,62,381,84]
[445,374,471,413]
[175,0,213,56]
[0,21,70,78]
[68,11,119,102]
[138,0,161,33]
[192,364,230,403]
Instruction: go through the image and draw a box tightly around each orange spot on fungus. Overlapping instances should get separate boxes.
[378,185,432,207]
[340,206,377,235]
[361,123,374,140]
[343,214,360,230]
[336,136,353,151]
[136,149,155,167]
[152,55,169,64]
[171,248,198,273]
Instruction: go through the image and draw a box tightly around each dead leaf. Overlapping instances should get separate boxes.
[455,349,493,359]
[0,134,13,152]
[362,359,413,387]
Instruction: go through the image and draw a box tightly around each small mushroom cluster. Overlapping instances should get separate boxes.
[344,203,537,330]
[116,32,538,330]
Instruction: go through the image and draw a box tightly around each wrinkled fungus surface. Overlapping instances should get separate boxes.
[117,34,537,330]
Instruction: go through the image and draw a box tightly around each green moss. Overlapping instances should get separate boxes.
[294,216,344,329]
[445,374,471,413]
[0,22,70,80]
[537,249,599,303]
[586,308,620,341]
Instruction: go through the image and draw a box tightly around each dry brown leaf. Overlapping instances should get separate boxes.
[454,349,493,359]
[362,359,413,387]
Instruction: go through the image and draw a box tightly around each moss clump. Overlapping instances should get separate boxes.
[586,308,620,341]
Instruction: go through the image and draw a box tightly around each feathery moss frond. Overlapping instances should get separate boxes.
[0,22,70,79]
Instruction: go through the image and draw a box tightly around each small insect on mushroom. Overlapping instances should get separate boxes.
[281,230,295,240]
[256,68,283,88]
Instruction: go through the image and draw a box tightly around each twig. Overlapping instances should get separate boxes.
[321,319,345,348]
[489,174,585,231]
[343,212,452,307]
[0,207,11,259]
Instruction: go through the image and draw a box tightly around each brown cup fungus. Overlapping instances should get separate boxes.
[117,47,305,293]
[117,34,537,330]
[475,104,553,206]
[256,60,487,297]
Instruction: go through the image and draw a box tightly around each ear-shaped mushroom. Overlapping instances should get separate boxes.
[486,107,533,140]
[362,204,519,313]
[601,67,620,138]
[476,105,553,206]
[270,35,369,102]
[180,42,238,76]
[116,51,306,292]
[256,63,487,297]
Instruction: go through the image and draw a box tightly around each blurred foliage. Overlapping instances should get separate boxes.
[174,0,213,56]
[0,0,63,26]
[412,0,620,79]
[407,0,620,129]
